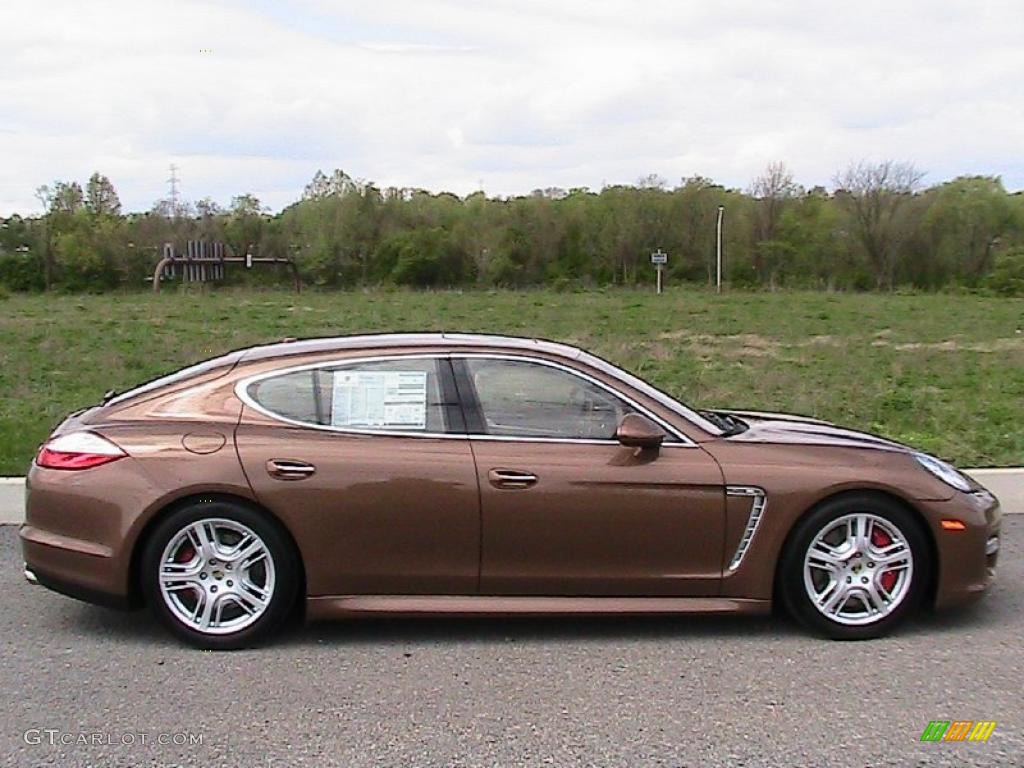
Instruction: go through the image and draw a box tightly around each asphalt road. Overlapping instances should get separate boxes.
[1,522,1021,768]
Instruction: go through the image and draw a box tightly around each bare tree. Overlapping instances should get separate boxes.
[50,181,85,214]
[749,161,798,283]
[833,160,924,290]
[34,185,54,290]
[637,173,668,190]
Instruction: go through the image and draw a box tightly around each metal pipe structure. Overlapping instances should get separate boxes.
[152,242,301,293]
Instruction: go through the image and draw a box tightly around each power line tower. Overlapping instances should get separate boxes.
[167,164,180,217]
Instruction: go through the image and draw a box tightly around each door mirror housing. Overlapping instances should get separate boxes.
[615,413,665,450]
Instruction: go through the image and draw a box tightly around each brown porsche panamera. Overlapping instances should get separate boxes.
[21,333,1001,648]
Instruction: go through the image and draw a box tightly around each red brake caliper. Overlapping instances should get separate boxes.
[871,527,898,591]
[175,544,201,600]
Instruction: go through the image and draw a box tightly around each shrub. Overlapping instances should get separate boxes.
[985,249,1024,297]
[0,250,45,291]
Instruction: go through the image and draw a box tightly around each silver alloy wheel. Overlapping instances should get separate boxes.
[803,513,914,626]
[158,518,276,635]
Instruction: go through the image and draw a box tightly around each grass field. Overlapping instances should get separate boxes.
[1,288,1022,474]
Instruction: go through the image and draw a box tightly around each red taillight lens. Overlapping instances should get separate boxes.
[36,432,126,470]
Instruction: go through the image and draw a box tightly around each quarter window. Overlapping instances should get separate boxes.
[464,358,637,440]
[247,358,450,432]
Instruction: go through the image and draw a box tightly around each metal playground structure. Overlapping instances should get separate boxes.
[152,241,300,293]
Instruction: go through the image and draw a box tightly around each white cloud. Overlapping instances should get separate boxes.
[1,0,1022,215]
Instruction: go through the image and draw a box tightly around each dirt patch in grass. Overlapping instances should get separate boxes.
[657,331,846,359]
[660,329,1024,356]
[872,336,1024,352]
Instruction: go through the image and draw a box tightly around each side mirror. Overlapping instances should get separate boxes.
[615,413,665,450]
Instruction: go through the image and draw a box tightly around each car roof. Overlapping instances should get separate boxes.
[238,332,585,363]
[102,334,586,412]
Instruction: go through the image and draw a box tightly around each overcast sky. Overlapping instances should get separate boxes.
[1,0,1022,215]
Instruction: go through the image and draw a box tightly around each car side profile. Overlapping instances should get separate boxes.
[21,333,1001,648]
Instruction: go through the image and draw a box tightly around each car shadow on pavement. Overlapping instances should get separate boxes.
[53,590,808,648]
[291,612,805,648]
[58,599,173,645]
[27,576,1019,650]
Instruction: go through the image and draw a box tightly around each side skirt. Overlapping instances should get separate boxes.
[305,595,771,622]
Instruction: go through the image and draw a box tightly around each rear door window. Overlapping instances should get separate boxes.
[245,357,457,433]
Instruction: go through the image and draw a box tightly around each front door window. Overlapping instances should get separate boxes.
[463,358,635,440]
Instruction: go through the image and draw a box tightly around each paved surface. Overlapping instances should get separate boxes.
[966,469,1024,515]
[0,478,23,524]
[2,469,1022,524]
[1,522,1021,768]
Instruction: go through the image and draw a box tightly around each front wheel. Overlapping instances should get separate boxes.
[141,501,298,649]
[780,495,931,640]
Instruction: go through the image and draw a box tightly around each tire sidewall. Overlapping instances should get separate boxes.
[141,501,298,650]
[780,494,930,640]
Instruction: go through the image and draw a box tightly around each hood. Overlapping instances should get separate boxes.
[714,409,909,452]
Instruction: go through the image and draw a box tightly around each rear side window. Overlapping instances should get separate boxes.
[246,358,452,433]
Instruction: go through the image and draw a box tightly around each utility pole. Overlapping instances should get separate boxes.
[168,164,180,217]
[715,205,725,294]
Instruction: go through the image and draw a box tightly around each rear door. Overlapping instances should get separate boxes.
[235,354,481,597]
[454,355,726,597]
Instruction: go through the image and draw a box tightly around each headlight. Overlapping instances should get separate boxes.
[913,453,972,492]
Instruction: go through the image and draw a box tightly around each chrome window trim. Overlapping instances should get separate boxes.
[726,486,767,571]
[468,435,650,446]
[235,351,696,446]
[454,353,694,447]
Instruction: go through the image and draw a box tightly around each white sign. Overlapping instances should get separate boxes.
[331,371,428,430]
[651,250,668,265]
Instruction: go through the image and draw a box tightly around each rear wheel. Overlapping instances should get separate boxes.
[780,495,930,639]
[141,501,298,649]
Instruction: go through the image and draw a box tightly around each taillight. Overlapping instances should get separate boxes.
[36,432,126,470]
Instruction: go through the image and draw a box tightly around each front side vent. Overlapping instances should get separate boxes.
[726,486,767,572]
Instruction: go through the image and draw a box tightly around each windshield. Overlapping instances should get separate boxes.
[577,351,726,436]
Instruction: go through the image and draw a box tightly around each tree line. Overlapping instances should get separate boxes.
[1,163,1022,295]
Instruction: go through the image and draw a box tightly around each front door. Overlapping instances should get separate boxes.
[454,356,726,597]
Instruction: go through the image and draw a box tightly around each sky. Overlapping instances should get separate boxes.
[1,0,1022,215]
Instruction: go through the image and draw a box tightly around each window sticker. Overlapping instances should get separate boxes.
[331,370,428,430]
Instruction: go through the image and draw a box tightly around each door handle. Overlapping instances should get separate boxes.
[266,459,317,481]
[488,468,538,489]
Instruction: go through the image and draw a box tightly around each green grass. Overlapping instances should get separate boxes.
[1,288,1022,473]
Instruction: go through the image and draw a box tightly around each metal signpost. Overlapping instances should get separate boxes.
[716,205,725,294]
[651,249,668,294]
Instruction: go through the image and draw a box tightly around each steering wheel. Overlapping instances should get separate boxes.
[568,385,616,438]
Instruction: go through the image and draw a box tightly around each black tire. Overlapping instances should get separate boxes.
[779,493,931,640]
[141,500,299,650]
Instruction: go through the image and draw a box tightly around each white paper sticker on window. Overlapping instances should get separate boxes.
[331,370,428,430]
